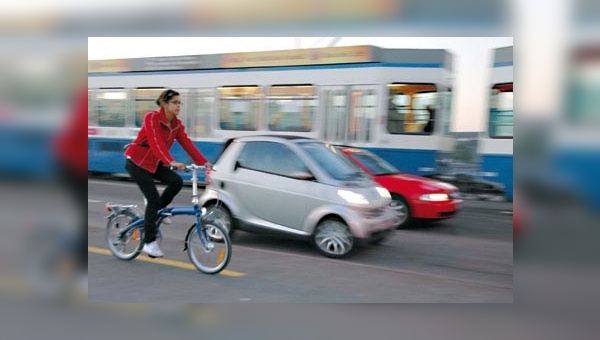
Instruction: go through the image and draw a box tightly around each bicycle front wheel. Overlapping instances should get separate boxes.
[106,214,144,260]
[185,222,231,274]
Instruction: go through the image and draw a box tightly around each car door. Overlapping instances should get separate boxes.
[229,141,322,233]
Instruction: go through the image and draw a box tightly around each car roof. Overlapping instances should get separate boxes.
[230,134,315,142]
[218,135,316,161]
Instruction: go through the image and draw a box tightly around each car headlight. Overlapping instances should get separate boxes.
[419,193,450,201]
[375,186,391,199]
[338,190,369,205]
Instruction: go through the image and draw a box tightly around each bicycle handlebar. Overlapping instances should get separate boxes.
[186,164,207,171]
[169,164,207,172]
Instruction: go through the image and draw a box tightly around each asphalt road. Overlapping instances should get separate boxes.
[88,178,513,302]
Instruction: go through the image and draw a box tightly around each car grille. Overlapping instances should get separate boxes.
[438,211,457,218]
[363,207,388,219]
[449,191,461,200]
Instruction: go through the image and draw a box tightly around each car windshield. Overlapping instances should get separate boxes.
[298,141,366,181]
[351,150,400,176]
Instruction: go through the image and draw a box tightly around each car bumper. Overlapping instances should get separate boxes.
[410,198,463,219]
[346,207,399,239]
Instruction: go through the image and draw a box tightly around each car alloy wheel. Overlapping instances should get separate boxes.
[391,195,411,228]
[202,203,233,240]
[313,219,354,258]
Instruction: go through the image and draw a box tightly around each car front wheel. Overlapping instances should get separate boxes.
[313,218,354,258]
[202,202,233,240]
[391,194,412,229]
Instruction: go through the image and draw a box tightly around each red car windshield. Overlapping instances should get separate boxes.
[350,150,401,176]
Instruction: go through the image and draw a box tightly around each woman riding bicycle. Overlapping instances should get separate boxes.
[125,89,210,258]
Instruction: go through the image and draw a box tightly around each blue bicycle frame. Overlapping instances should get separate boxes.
[113,165,212,250]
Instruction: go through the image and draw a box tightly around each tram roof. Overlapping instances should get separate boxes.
[88,45,452,74]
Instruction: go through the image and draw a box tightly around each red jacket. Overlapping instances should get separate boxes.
[124,108,207,173]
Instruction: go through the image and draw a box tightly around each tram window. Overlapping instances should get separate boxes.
[95,89,128,127]
[441,87,453,134]
[489,83,513,138]
[348,89,377,143]
[177,89,194,132]
[322,89,348,142]
[134,88,165,127]
[88,89,97,126]
[387,83,438,135]
[267,85,316,132]
[218,86,260,131]
[193,90,214,137]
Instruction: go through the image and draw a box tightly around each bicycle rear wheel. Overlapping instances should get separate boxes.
[185,222,231,274]
[106,214,144,260]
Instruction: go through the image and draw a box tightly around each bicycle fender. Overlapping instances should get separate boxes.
[183,224,196,251]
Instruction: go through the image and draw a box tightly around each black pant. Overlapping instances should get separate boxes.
[125,159,183,243]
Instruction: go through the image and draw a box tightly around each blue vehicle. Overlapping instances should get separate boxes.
[548,43,600,210]
[478,46,513,201]
[88,45,456,181]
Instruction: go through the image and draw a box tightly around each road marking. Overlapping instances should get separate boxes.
[88,246,245,277]
[88,199,103,203]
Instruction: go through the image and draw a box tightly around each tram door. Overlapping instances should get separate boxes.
[322,85,378,145]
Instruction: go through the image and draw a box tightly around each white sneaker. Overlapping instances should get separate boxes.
[142,241,164,258]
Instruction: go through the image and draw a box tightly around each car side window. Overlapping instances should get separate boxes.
[268,143,309,177]
[236,142,258,170]
[237,141,308,177]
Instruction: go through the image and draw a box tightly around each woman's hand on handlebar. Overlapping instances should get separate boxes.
[169,161,185,171]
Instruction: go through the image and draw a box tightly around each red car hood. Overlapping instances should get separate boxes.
[376,173,458,192]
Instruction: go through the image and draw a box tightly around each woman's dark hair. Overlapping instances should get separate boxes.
[156,89,180,106]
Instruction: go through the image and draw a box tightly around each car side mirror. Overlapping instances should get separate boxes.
[291,171,315,181]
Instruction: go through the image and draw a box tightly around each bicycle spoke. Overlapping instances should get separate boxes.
[186,223,231,274]
[106,214,143,261]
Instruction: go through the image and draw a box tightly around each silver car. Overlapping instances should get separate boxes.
[199,135,398,258]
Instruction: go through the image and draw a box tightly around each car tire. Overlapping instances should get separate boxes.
[391,194,412,229]
[203,202,234,239]
[313,218,354,258]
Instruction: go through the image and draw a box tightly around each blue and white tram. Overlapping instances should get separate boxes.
[478,46,513,201]
[88,45,455,180]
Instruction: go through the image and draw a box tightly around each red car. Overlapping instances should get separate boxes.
[340,147,463,228]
